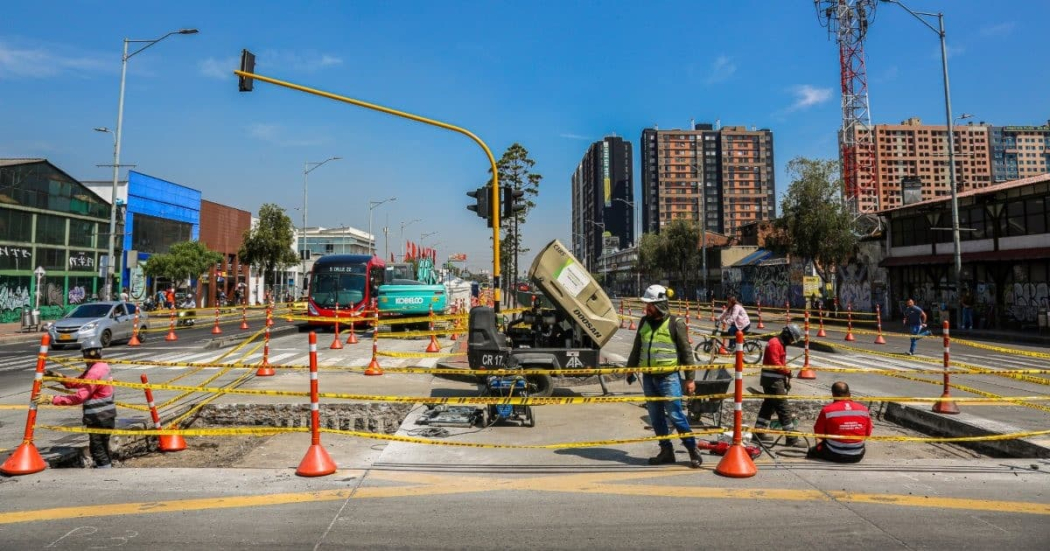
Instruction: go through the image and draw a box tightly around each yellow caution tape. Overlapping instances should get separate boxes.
[376,350,462,358]
[951,337,1050,360]
[753,427,1050,443]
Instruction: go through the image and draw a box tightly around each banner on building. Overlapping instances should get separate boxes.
[448,253,467,262]
[803,276,821,297]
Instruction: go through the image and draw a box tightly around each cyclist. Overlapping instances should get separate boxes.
[754,324,803,446]
[716,296,751,351]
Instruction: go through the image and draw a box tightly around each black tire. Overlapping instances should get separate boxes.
[694,339,715,363]
[137,326,147,343]
[524,406,535,428]
[526,373,554,398]
[743,341,763,365]
[100,329,112,348]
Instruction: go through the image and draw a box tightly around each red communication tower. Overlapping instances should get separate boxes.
[816,0,880,229]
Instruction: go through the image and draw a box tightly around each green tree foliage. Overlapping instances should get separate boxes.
[494,143,541,296]
[775,157,857,282]
[143,241,223,287]
[238,203,299,288]
[634,220,701,292]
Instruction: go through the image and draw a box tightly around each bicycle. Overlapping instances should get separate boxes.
[694,322,763,365]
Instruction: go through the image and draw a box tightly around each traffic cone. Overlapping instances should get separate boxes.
[0,443,47,476]
[627,304,636,330]
[165,307,177,341]
[425,305,441,353]
[330,303,343,350]
[141,374,186,452]
[715,443,759,478]
[816,310,827,337]
[240,304,249,330]
[365,306,383,376]
[684,311,693,344]
[1,335,52,476]
[297,332,337,477]
[844,304,856,341]
[874,304,886,344]
[797,312,816,379]
[715,331,757,479]
[256,325,275,376]
[619,302,626,328]
[756,299,765,330]
[345,317,359,345]
[128,307,142,346]
[211,304,223,335]
[932,320,960,414]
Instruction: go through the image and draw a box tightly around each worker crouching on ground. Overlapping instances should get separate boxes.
[808,381,872,463]
[754,324,803,446]
[627,284,704,469]
[35,338,116,468]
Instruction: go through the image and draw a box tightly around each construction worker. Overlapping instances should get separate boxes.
[753,324,803,446]
[808,381,872,463]
[35,338,116,468]
[627,284,704,469]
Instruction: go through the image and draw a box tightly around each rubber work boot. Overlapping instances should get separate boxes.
[752,424,772,444]
[648,446,676,465]
[687,446,704,469]
[784,422,800,447]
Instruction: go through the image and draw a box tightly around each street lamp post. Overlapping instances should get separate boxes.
[882,0,963,326]
[400,218,421,259]
[302,157,341,293]
[105,28,198,301]
[368,197,396,256]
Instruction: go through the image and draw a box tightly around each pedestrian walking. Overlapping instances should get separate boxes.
[903,299,930,355]
[626,284,703,468]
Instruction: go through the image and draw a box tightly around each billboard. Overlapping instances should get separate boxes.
[602,141,611,208]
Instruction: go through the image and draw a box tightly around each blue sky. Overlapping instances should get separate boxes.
[3,1,1047,274]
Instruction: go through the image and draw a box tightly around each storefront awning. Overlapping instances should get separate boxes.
[880,247,1050,267]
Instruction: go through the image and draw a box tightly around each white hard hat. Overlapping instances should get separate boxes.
[640,284,669,303]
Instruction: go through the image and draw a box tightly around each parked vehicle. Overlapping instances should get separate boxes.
[47,301,149,349]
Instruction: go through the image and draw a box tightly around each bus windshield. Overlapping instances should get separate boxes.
[310,263,367,307]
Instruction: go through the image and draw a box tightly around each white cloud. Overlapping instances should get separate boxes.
[0,41,108,79]
[558,133,591,141]
[199,56,238,79]
[788,84,832,111]
[706,54,736,84]
[980,22,1015,37]
[246,123,325,148]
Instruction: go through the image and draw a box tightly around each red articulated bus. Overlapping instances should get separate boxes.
[306,254,385,326]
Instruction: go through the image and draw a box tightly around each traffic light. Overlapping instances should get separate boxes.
[502,185,526,220]
[239,49,255,92]
[467,185,492,227]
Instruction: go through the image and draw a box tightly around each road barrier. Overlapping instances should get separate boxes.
[933,319,960,415]
[0,335,51,476]
[141,373,186,452]
[798,312,816,379]
[297,332,337,477]
[715,331,757,478]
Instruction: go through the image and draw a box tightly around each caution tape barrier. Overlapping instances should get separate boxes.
[33,423,1050,448]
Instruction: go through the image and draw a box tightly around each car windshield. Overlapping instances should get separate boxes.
[66,304,112,318]
[310,265,367,307]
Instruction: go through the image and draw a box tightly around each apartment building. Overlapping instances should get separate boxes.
[640,123,775,238]
[990,122,1050,182]
[570,136,633,270]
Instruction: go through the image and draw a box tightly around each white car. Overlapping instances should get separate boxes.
[47,301,149,349]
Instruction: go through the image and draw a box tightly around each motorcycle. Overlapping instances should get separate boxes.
[143,297,159,312]
[176,296,197,327]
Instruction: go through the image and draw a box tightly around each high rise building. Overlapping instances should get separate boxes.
[640,124,775,238]
[990,122,1050,182]
[570,136,633,270]
[846,117,994,209]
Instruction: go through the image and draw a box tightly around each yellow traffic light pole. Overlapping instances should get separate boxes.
[233,68,503,312]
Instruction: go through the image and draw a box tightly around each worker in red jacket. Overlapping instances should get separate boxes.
[754,324,802,446]
[36,338,116,468]
[808,381,873,463]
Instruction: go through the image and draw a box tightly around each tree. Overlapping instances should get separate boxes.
[661,219,702,293]
[636,232,663,284]
[239,203,299,290]
[143,241,223,289]
[775,157,858,291]
[494,143,541,299]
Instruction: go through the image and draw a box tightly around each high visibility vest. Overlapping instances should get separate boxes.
[639,317,678,370]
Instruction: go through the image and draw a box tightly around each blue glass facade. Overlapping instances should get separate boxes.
[121,171,201,300]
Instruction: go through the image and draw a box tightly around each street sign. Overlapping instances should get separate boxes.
[803,276,821,297]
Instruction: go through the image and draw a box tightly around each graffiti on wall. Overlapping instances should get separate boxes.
[0,278,32,323]
[46,283,64,306]
[1005,283,1048,324]
[68,286,87,304]
[837,262,872,312]
[752,262,790,309]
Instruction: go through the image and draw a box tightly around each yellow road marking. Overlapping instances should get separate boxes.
[2,469,1047,524]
